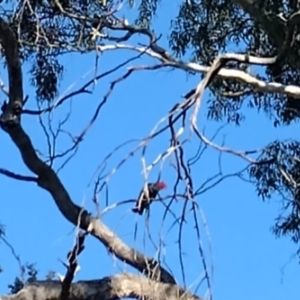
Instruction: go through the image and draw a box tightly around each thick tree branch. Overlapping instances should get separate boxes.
[0,17,175,285]
[5,125,175,284]
[1,274,202,300]
[0,17,23,126]
[94,44,300,99]
[60,231,86,300]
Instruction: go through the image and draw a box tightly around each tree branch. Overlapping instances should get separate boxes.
[1,274,202,300]
[0,167,37,182]
[233,0,300,71]
[94,44,300,99]
[60,231,86,300]
[0,17,23,127]
[0,17,175,285]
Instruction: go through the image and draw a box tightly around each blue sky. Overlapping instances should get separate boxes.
[0,1,299,300]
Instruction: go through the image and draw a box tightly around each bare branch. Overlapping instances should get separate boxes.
[0,167,37,182]
[0,235,26,282]
[22,52,143,115]
[0,17,175,285]
[98,43,300,99]
[60,231,86,300]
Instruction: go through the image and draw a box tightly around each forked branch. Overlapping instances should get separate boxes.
[0,16,175,286]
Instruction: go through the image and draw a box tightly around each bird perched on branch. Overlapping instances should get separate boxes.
[132,181,167,215]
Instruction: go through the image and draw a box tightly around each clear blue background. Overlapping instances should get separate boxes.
[0,1,299,299]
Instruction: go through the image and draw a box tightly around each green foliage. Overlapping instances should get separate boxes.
[30,52,63,102]
[2,0,116,103]
[6,264,56,294]
[165,0,300,247]
[8,264,38,294]
[168,0,300,126]
[250,141,300,243]
[135,0,161,28]
[45,270,57,280]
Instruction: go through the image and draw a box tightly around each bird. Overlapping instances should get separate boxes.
[132,181,167,215]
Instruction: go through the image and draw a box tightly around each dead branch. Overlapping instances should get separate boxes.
[0,235,25,282]
[1,273,202,300]
[60,231,86,300]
